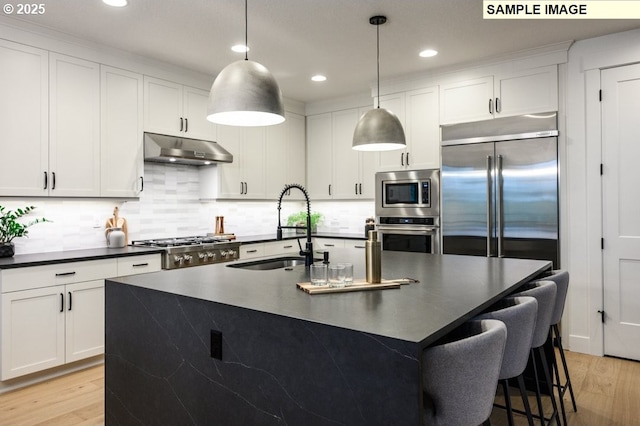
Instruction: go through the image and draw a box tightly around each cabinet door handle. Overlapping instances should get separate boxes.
[244,182,247,194]
[284,245,293,249]
[359,183,362,194]
[355,183,358,195]
[495,97,501,113]
[324,244,335,247]
[354,245,366,249]
[328,184,332,196]
[240,182,244,194]
[52,172,56,190]
[185,118,189,132]
[489,98,494,114]
[246,249,258,253]
[44,171,48,190]
[60,293,64,313]
[132,263,149,267]
[55,271,76,277]
[401,152,404,166]
[406,152,410,166]
[180,117,184,132]
[68,291,72,311]
[140,176,144,192]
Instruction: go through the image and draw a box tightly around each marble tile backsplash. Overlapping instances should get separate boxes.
[2,163,374,255]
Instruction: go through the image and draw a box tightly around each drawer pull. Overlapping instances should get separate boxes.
[283,245,293,249]
[246,249,258,253]
[132,263,149,267]
[55,272,76,277]
[354,245,366,249]
[324,244,335,247]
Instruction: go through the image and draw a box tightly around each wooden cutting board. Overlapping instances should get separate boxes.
[296,278,418,294]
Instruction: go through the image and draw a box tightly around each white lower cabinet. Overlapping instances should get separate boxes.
[0,254,161,381]
[313,238,346,250]
[264,240,299,256]
[240,244,265,259]
[0,279,104,380]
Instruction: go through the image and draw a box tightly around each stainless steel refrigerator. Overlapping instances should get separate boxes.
[441,113,559,267]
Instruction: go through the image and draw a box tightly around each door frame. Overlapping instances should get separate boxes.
[566,29,640,357]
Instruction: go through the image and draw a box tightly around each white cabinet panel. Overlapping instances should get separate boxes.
[100,66,144,197]
[116,254,162,276]
[182,85,217,140]
[263,240,299,256]
[331,109,361,199]
[440,76,494,125]
[65,280,105,363]
[240,244,265,259]
[306,113,333,200]
[0,39,49,196]
[1,286,65,380]
[242,127,266,198]
[495,66,558,117]
[266,112,307,200]
[49,53,101,197]
[144,76,183,136]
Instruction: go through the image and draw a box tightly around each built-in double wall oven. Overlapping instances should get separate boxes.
[375,169,440,254]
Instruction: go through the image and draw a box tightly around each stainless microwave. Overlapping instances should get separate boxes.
[375,169,440,218]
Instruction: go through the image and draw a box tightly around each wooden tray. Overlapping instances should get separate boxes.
[297,278,418,294]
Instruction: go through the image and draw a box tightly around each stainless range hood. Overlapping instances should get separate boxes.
[144,132,233,165]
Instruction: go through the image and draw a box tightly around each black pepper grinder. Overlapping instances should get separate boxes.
[364,217,376,239]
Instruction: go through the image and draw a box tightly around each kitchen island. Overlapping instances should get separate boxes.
[105,249,550,425]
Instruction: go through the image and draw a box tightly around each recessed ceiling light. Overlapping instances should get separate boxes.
[231,44,250,53]
[102,0,128,7]
[311,75,327,82]
[419,49,438,58]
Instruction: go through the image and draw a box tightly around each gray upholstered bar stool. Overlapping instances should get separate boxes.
[476,296,538,426]
[513,280,561,426]
[422,319,507,426]
[542,269,576,426]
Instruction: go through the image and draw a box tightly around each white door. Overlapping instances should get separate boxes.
[602,64,640,361]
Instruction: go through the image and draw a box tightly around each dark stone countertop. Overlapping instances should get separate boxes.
[0,246,165,270]
[107,248,550,347]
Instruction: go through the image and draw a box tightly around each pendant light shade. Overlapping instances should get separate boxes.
[352,107,406,151]
[207,59,285,126]
[206,0,285,127]
[353,15,406,151]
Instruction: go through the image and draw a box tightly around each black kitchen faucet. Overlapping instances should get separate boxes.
[276,183,314,266]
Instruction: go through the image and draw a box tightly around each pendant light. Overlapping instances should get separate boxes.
[353,16,406,151]
[207,0,285,127]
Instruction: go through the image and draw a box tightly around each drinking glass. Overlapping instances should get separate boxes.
[328,264,346,288]
[310,264,327,286]
[338,263,353,286]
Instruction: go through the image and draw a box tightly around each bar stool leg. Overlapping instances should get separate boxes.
[530,351,546,426]
[516,374,536,426]
[554,324,577,412]
[502,379,515,426]
[536,346,562,426]
[551,333,569,426]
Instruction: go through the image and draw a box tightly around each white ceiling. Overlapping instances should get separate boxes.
[6,0,640,103]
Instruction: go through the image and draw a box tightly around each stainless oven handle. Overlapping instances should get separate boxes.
[378,227,438,235]
[486,155,493,257]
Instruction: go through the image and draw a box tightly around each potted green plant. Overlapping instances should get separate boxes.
[0,205,49,258]
[286,211,323,234]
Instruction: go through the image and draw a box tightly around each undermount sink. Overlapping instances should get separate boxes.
[227,256,320,271]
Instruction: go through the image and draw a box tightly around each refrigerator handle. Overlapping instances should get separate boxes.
[497,154,504,258]
[486,155,493,257]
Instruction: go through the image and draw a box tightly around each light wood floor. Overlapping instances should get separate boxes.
[0,351,638,426]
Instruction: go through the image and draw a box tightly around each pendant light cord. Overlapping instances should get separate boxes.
[376,21,380,108]
[244,0,248,61]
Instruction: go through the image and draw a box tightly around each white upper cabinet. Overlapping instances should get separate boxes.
[144,76,216,141]
[306,113,333,200]
[265,112,306,200]
[378,86,440,172]
[0,40,48,196]
[439,65,558,125]
[49,53,101,197]
[100,66,144,198]
[306,108,374,200]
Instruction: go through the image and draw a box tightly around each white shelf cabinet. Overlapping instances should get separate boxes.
[100,66,144,197]
[0,39,49,197]
[439,65,558,125]
[144,76,216,141]
[377,87,440,172]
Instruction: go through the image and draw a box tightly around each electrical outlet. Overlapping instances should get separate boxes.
[210,330,222,360]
